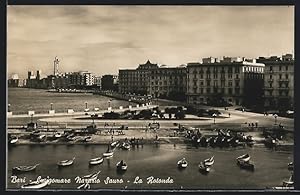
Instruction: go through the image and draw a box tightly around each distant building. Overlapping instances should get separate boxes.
[257,54,294,110]
[8,74,19,87]
[101,75,118,91]
[149,66,187,101]
[187,57,265,107]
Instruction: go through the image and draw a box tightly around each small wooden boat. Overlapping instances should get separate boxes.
[84,136,92,142]
[83,170,101,179]
[10,137,19,144]
[288,162,293,171]
[199,162,210,173]
[236,154,250,162]
[77,183,90,189]
[21,178,49,189]
[103,146,114,157]
[116,160,128,171]
[283,174,294,187]
[237,159,254,171]
[204,156,214,166]
[111,141,120,148]
[89,157,104,165]
[54,133,62,138]
[177,158,188,168]
[12,164,39,173]
[57,157,75,167]
[122,142,131,150]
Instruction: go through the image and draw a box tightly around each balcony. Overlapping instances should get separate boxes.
[193,78,198,81]
[278,79,289,82]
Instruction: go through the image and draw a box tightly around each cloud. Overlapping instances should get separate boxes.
[7,5,294,79]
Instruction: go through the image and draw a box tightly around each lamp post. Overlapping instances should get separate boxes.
[273,114,278,125]
[50,103,53,110]
[212,113,217,124]
[85,102,88,109]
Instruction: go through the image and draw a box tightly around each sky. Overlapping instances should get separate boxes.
[7,5,294,79]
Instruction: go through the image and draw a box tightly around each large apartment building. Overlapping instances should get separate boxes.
[149,65,187,101]
[257,54,294,110]
[118,60,158,95]
[186,57,265,107]
[119,60,187,100]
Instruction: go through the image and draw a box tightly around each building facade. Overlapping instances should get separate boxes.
[187,57,265,107]
[149,66,187,101]
[118,60,158,95]
[257,54,294,110]
[101,75,118,91]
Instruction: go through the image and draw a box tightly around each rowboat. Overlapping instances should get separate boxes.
[283,174,294,187]
[89,157,104,165]
[111,141,120,148]
[116,160,127,171]
[10,137,19,144]
[288,162,293,171]
[57,157,75,167]
[122,142,131,150]
[54,133,62,138]
[177,158,188,168]
[236,154,250,162]
[199,162,210,173]
[237,159,254,171]
[21,178,49,189]
[204,156,214,166]
[84,136,92,142]
[103,146,114,157]
[12,164,39,173]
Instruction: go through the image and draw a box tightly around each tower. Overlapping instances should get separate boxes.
[54,56,59,76]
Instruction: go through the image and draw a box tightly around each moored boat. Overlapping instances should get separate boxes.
[237,159,254,171]
[283,173,294,187]
[57,157,75,167]
[103,146,114,157]
[204,156,214,166]
[116,160,128,171]
[122,142,131,150]
[84,136,92,142]
[111,141,120,148]
[177,158,188,168]
[12,164,40,173]
[54,132,62,138]
[10,137,19,144]
[89,157,104,165]
[21,178,49,189]
[288,162,293,171]
[199,162,210,173]
[236,154,250,162]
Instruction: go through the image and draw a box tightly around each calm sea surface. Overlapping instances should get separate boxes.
[8,88,131,114]
[7,144,292,190]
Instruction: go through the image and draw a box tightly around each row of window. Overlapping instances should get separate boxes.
[189,87,240,95]
[269,65,290,71]
[189,74,240,79]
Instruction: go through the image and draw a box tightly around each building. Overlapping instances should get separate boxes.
[257,54,294,110]
[68,71,95,88]
[149,65,187,101]
[101,75,118,91]
[8,74,19,87]
[187,57,265,107]
[119,60,159,95]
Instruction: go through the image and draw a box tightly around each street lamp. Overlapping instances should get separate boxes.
[212,113,217,124]
[50,103,53,110]
[273,114,278,125]
[85,102,88,109]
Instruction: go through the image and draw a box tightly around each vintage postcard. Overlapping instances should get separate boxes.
[7,5,294,191]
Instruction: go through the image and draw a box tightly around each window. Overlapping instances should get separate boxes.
[279,66,282,71]
[207,81,211,86]
[269,83,273,88]
[228,81,232,87]
[228,88,232,95]
[207,88,211,94]
[200,74,203,79]
[228,74,232,79]
[236,74,239,79]
[214,81,218,86]
[279,74,282,79]
[200,88,203,93]
[270,66,273,71]
[200,81,204,86]
[269,75,272,79]
[286,74,289,79]
[214,74,218,79]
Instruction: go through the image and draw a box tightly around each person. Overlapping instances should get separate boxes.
[228,113,231,118]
